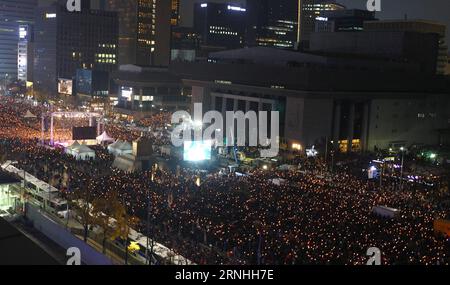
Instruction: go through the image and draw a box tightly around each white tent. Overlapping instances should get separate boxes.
[116,141,133,155]
[66,142,96,160]
[108,140,133,156]
[108,140,122,155]
[65,142,79,157]
[24,110,37,119]
[108,139,123,150]
[66,141,81,153]
[72,144,96,160]
[96,131,115,144]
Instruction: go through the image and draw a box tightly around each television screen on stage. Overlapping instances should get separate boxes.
[72,127,97,140]
[58,78,73,95]
[183,140,212,162]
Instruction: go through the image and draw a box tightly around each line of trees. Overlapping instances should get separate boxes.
[68,184,141,264]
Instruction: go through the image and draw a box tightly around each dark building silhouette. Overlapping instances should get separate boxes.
[246,0,344,49]
[246,0,299,49]
[364,20,448,75]
[194,2,247,50]
[315,9,377,33]
[0,0,37,82]
[299,0,345,44]
[105,0,171,67]
[33,0,118,94]
[310,21,444,74]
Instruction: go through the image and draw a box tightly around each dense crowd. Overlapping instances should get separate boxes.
[0,97,449,265]
[104,120,171,147]
[0,99,43,139]
[137,112,172,130]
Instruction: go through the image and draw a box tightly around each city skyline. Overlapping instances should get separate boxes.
[36,0,450,42]
[0,0,449,270]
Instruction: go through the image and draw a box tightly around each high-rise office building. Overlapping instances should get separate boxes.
[194,3,247,50]
[105,0,171,67]
[33,1,118,94]
[299,0,345,43]
[0,0,37,85]
[246,0,299,49]
[246,0,343,49]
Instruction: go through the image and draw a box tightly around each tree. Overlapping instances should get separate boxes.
[91,192,123,254]
[69,178,95,243]
[109,199,139,265]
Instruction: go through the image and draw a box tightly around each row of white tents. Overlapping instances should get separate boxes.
[62,130,134,160]
[65,131,118,160]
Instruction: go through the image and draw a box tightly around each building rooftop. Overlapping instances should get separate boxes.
[365,19,446,26]
[364,19,446,36]
[171,46,450,94]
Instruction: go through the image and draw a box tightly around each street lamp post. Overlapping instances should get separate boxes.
[330,150,335,174]
[379,162,383,190]
[399,147,405,191]
[325,137,329,172]
[146,189,150,265]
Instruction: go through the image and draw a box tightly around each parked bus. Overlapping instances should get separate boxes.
[1,161,68,216]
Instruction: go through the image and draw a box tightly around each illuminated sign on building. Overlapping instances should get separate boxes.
[19,26,28,40]
[121,87,133,101]
[18,25,30,82]
[227,5,246,12]
[58,79,73,95]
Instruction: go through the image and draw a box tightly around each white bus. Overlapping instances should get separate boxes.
[1,161,68,216]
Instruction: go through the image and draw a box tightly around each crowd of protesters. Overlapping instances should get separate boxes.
[0,98,448,265]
